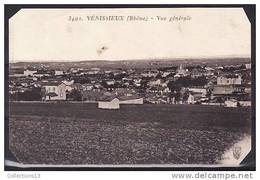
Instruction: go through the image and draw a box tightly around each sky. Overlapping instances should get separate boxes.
[9,8,251,62]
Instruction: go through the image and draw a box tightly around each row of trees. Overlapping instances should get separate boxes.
[9,87,42,101]
[10,87,83,101]
[167,76,207,92]
[167,76,208,102]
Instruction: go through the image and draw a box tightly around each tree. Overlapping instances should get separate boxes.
[140,80,149,89]
[15,87,42,101]
[108,72,114,79]
[167,81,182,93]
[170,91,181,103]
[168,76,207,89]
[182,89,190,103]
[155,73,162,79]
[166,73,176,78]
[192,76,207,86]
[67,89,82,101]
[114,73,127,80]
[73,77,90,84]
[168,81,182,103]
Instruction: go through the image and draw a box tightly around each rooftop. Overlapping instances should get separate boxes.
[41,81,62,86]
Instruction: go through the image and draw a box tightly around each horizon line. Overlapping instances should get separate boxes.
[10,55,251,63]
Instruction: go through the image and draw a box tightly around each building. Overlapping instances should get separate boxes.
[175,64,189,77]
[24,69,37,77]
[60,80,74,92]
[62,80,74,86]
[188,87,207,96]
[42,82,67,100]
[98,97,120,109]
[161,71,172,78]
[82,83,94,91]
[148,79,162,87]
[86,70,100,75]
[224,99,238,107]
[55,70,64,76]
[187,94,195,104]
[244,86,251,94]
[191,68,203,78]
[238,101,251,107]
[69,83,83,91]
[217,75,242,85]
[245,63,251,69]
[212,85,235,96]
[105,80,115,86]
[141,70,158,78]
[146,86,165,95]
[33,72,50,78]
[118,95,143,104]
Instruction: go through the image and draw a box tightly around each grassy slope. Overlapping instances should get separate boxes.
[9,102,251,165]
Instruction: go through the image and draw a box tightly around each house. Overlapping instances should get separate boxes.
[118,95,143,104]
[187,87,207,102]
[161,71,171,78]
[146,86,165,95]
[191,68,203,78]
[61,80,74,92]
[162,87,171,93]
[42,82,67,100]
[224,99,238,107]
[86,70,100,75]
[205,67,214,71]
[133,78,141,84]
[148,79,162,87]
[104,70,111,74]
[141,70,158,78]
[82,83,94,91]
[55,70,64,76]
[187,94,195,104]
[91,67,101,71]
[238,101,251,107]
[69,83,83,91]
[62,80,74,86]
[175,64,189,77]
[93,83,102,91]
[188,87,207,96]
[64,86,73,92]
[217,75,242,85]
[70,68,79,73]
[212,85,234,96]
[98,96,120,109]
[105,80,115,86]
[245,86,251,94]
[245,63,251,69]
[33,72,50,78]
[24,69,37,77]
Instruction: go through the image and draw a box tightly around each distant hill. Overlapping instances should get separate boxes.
[9,57,251,70]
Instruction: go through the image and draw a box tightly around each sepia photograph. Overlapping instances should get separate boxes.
[5,5,255,169]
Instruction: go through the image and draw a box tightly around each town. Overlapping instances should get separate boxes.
[9,59,252,109]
